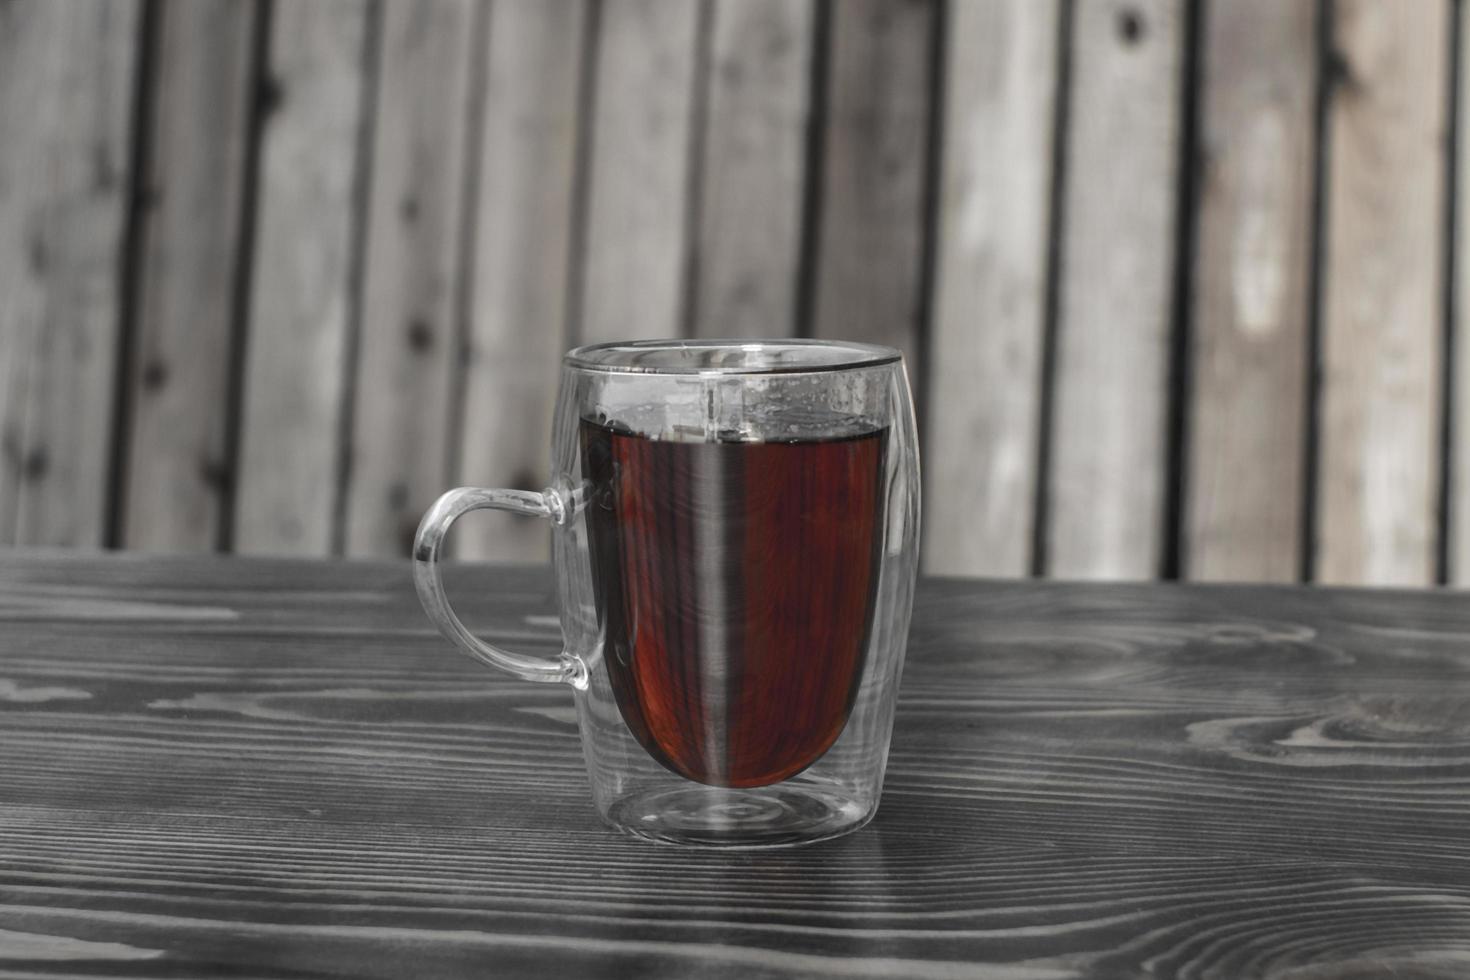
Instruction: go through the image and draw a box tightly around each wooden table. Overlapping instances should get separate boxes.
[3,554,1469,978]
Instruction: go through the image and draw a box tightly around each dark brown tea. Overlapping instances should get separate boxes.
[580,417,888,788]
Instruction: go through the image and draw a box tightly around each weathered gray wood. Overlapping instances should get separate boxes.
[0,0,139,548]
[457,0,587,562]
[689,0,815,339]
[1184,0,1316,582]
[578,0,704,344]
[123,0,258,552]
[6,554,1470,976]
[235,0,371,556]
[1317,0,1449,585]
[1457,2,1470,586]
[810,0,934,377]
[1047,0,1184,579]
[345,0,477,558]
[923,0,1059,577]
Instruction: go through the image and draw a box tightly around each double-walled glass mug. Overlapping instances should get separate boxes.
[414,339,920,847]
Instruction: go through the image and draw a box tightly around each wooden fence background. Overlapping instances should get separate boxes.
[0,0,1462,584]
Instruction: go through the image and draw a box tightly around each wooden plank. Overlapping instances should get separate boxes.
[123,0,258,553]
[0,1,139,548]
[1317,0,1449,585]
[9,556,1470,973]
[1184,0,1316,582]
[577,0,703,344]
[922,0,1059,577]
[689,0,815,338]
[344,0,477,558]
[1047,0,1184,579]
[809,0,935,375]
[456,0,586,562]
[235,0,371,556]
[1457,2,1470,585]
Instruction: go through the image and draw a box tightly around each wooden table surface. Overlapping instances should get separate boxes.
[3,554,1470,978]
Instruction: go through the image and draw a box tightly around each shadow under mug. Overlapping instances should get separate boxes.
[414,339,921,847]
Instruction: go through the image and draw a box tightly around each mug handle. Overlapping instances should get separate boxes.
[413,486,586,687]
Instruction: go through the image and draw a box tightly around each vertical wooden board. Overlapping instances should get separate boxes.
[1456,1,1470,584]
[922,0,1059,577]
[1184,0,1316,582]
[1047,0,1184,580]
[235,0,370,556]
[1318,0,1448,586]
[0,1,138,548]
[689,0,814,339]
[344,0,476,558]
[124,0,257,553]
[578,0,703,345]
[456,0,586,562]
[809,0,935,377]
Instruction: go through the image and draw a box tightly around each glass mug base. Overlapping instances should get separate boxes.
[414,340,920,847]
[603,780,874,848]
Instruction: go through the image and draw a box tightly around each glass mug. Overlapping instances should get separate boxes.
[414,339,920,847]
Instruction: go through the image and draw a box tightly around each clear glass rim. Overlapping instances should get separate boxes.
[564,339,902,376]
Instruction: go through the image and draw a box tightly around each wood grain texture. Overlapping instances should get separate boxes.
[345,0,477,559]
[810,0,935,378]
[1184,0,1316,582]
[690,0,815,339]
[923,0,1059,577]
[123,0,258,552]
[6,555,1470,976]
[1316,0,1449,586]
[1458,1,1470,586]
[0,0,138,549]
[1047,0,1184,580]
[457,0,587,562]
[235,0,371,557]
[578,0,704,344]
